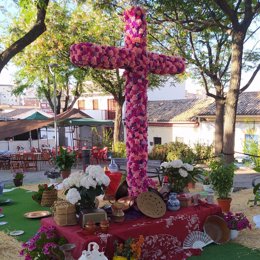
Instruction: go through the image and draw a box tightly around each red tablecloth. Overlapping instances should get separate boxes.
[41,202,221,260]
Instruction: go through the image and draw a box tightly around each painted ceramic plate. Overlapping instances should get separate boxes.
[24,211,51,219]
[0,221,8,225]
[9,230,24,236]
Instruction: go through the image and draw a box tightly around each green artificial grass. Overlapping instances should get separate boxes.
[0,188,50,242]
[190,242,260,259]
[1,189,260,260]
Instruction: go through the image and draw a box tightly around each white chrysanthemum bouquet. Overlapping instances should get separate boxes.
[62,165,110,209]
[160,159,199,193]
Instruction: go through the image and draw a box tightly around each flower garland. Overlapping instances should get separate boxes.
[70,6,185,197]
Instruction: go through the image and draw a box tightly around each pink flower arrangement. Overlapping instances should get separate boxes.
[20,226,67,259]
[70,6,185,197]
[223,212,251,231]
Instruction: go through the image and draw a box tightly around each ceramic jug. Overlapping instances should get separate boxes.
[108,159,118,172]
[78,242,108,260]
[167,192,180,211]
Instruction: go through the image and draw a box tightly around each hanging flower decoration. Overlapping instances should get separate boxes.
[62,165,110,209]
[70,6,185,198]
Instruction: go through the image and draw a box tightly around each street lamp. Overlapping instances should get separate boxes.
[48,63,58,157]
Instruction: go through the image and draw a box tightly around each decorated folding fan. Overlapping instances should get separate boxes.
[183,231,213,249]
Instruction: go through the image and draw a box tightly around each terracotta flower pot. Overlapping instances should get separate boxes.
[217,198,232,212]
[60,169,71,179]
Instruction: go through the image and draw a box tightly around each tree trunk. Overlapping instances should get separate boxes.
[113,101,123,146]
[223,31,245,164]
[59,127,66,146]
[214,97,225,156]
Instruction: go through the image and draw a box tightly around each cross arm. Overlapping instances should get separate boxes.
[70,42,132,70]
[148,52,185,75]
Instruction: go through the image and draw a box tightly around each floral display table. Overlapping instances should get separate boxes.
[41,202,221,260]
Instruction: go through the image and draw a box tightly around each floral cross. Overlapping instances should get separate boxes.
[70,6,185,197]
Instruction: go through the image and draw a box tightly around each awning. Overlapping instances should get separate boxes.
[0,119,53,140]
[67,118,114,127]
[25,112,50,120]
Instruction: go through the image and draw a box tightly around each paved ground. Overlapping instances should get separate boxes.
[0,163,259,189]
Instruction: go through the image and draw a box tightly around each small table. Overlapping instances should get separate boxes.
[41,202,221,260]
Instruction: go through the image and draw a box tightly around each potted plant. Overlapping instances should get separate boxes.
[55,147,76,179]
[13,171,25,187]
[201,169,214,192]
[20,226,67,258]
[222,211,251,239]
[209,158,235,212]
[113,235,144,260]
[32,184,57,207]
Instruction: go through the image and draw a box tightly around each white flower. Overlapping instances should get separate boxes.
[170,160,183,168]
[66,188,81,204]
[62,171,83,189]
[101,174,110,186]
[80,176,91,189]
[86,175,97,189]
[160,162,169,168]
[183,163,194,171]
[179,168,188,177]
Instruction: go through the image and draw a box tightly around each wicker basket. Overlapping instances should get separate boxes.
[53,200,77,226]
[41,190,58,207]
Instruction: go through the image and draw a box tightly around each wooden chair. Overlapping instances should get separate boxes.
[97,147,108,162]
[90,146,100,164]
[10,153,25,172]
[23,153,37,171]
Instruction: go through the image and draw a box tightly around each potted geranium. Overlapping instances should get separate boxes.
[223,211,251,239]
[209,158,235,212]
[13,171,25,187]
[20,226,67,259]
[55,146,76,179]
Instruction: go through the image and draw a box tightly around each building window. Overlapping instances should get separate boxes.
[107,99,116,120]
[154,137,162,145]
[93,99,99,110]
[78,100,85,109]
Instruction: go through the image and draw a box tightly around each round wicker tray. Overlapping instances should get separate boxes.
[136,191,166,218]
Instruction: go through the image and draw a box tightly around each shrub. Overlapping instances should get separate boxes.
[113,141,126,158]
[148,144,168,161]
[193,142,214,164]
[166,141,195,164]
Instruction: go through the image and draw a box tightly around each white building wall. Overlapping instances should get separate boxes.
[148,126,173,150]
[148,120,260,154]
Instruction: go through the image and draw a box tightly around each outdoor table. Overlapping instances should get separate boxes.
[41,202,221,260]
